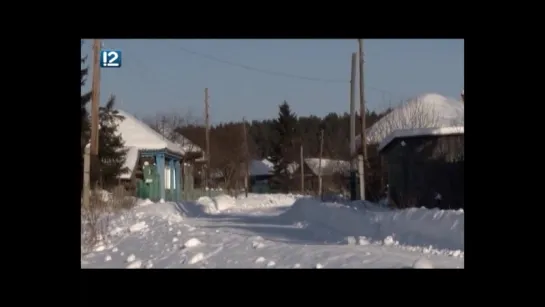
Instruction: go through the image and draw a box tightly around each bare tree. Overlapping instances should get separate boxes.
[208,123,246,195]
[143,110,204,155]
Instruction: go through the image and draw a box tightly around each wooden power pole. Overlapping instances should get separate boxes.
[82,145,91,208]
[300,144,304,194]
[317,129,324,200]
[242,117,250,198]
[89,39,102,187]
[204,88,211,194]
[90,39,102,159]
[358,39,366,200]
[349,52,357,201]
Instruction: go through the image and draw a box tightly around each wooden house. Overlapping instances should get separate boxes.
[115,110,203,202]
[379,126,464,210]
[293,158,350,194]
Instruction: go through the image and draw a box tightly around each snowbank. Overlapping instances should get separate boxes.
[232,193,302,210]
[131,201,184,222]
[196,193,302,214]
[283,199,464,251]
[82,194,464,268]
[196,194,237,213]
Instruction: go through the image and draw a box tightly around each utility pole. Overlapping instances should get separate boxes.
[358,39,366,200]
[349,52,357,201]
[242,117,250,198]
[317,129,324,200]
[300,144,305,194]
[204,88,211,195]
[90,39,102,186]
[82,144,91,209]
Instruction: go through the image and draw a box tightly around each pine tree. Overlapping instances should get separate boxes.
[95,95,129,188]
[269,101,298,193]
[81,41,91,151]
[80,41,128,189]
[81,41,91,193]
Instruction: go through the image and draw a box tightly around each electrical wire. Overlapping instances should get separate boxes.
[100,40,413,107]
[164,41,412,101]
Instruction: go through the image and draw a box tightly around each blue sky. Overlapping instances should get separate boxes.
[81,39,464,124]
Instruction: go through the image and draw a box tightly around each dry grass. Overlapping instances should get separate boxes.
[81,185,137,253]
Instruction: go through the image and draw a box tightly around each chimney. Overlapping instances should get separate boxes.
[461,89,464,103]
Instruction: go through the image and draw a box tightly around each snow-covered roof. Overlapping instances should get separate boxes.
[259,158,298,174]
[304,158,350,176]
[250,159,273,176]
[159,126,202,154]
[115,110,185,156]
[287,162,299,174]
[356,93,464,149]
[261,159,274,169]
[378,126,464,152]
[118,146,140,179]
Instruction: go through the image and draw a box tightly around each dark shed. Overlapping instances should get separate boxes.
[379,127,464,210]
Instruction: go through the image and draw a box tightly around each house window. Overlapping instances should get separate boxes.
[165,166,171,189]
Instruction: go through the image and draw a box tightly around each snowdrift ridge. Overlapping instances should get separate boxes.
[283,198,464,251]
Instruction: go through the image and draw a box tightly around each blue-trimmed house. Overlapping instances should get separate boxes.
[115,110,202,202]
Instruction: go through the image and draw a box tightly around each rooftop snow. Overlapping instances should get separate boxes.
[250,159,273,176]
[304,158,350,176]
[378,126,464,152]
[118,146,140,180]
[115,110,186,155]
[156,125,202,154]
[356,93,464,149]
[261,158,274,169]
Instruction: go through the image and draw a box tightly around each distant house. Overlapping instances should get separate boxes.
[115,110,203,202]
[243,159,300,193]
[248,159,274,193]
[356,93,465,147]
[205,159,275,193]
[293,158,350,194]
[379,126,464,210]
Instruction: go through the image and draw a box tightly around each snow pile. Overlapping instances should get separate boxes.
[88,201,183,239]
[132,201,184,222]
[82,195,464,268]
[357,93,464,146]
[196,194,237,213]
[136,198,155,207]
[412,257,434,269]
[104,202,184,239]
[196,193,302,213]
[230,193,302,210]
[93,189,112,202]
[283,198,464,251]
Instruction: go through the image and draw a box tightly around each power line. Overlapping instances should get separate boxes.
[99,40,414,105]
[168,43,347,83]
[164,42,413,100]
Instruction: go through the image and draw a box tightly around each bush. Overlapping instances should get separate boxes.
[81,186,136,253]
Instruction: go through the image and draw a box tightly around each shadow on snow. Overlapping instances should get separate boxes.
[171,198,361,246]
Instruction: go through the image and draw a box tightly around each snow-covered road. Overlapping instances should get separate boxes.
[81,194,464,269]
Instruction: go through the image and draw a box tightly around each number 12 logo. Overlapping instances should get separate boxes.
[100,50,122,68]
